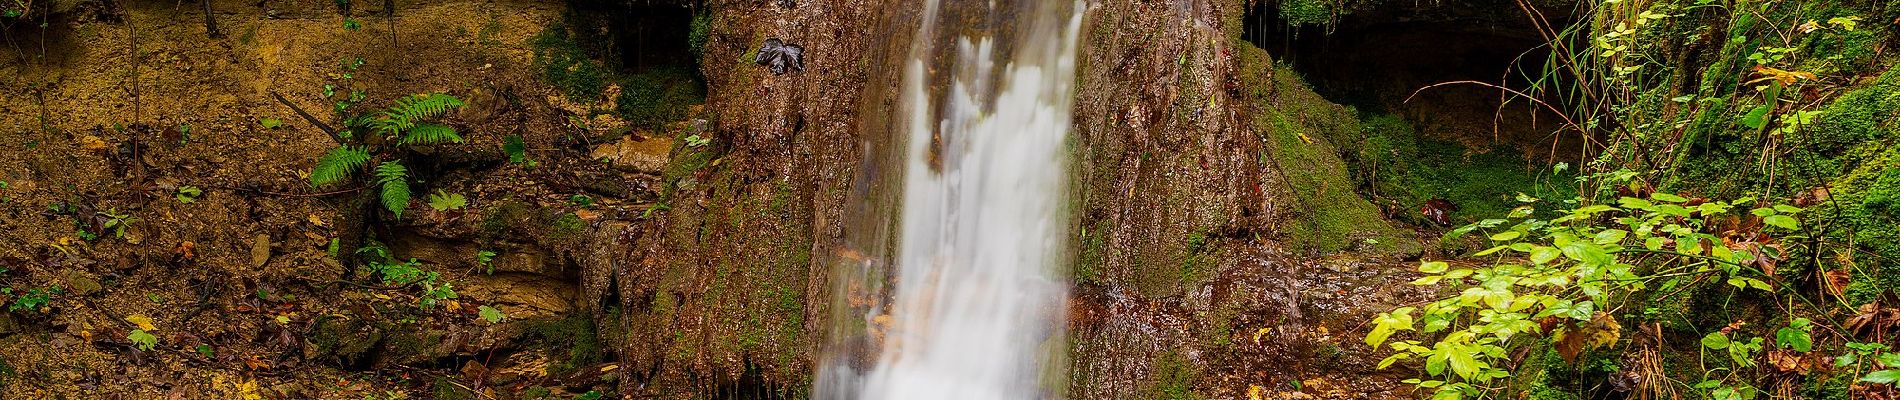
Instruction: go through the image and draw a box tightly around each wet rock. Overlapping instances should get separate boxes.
[392,235,560,277]
[303,317,382,364]
[754,38,805,75]
[460,274,575,319]
[589,135,676,174]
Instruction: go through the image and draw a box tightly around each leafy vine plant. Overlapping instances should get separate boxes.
[1365,171,1805,399]
[309,93,465,219]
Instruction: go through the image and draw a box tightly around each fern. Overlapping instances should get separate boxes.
[401,123,464,145]
[375,161,411,219]
[378,93,464,136]
[310,146,371,187]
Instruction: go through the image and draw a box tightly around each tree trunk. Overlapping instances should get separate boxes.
[201,0,220,38]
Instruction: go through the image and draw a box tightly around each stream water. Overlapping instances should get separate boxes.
[819,1,1086,398]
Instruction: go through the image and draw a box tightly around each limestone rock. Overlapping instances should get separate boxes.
[590,134,675,174]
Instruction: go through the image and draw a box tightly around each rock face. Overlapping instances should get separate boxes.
[589,0,1424,397]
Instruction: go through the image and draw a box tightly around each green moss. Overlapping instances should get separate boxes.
[1232,43,1415,256]
[526,313,605,375]
[1350,114,1578,225]
[530,21,611,101]
[550,212,587,240]
[1143,350,1202,400]
[688,12,712,60]
[1278,0,1332,26]
[432,376,477,400]
[482,201,531,240]
[616,68,704,130]
[307,317,382,364]
[1075,220,1107,284]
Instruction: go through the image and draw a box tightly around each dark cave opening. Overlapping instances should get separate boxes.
[569,0,702,74]
[1244,0,1593,163]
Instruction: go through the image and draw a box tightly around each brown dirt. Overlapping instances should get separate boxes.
[0,0,661,398]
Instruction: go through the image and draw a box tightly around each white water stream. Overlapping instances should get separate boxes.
[845,1,1087,399]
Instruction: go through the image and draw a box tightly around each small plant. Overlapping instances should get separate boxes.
[568,194,593,207]
[476,250,497,274]
[427,190,467,211]
[127,330,158,351]
[99,209,137,239]
[1840,342,1900,384]
[478,305,506,323]
[683,134,710,148]
[309,93,466,220]
[259,117,283,129]
[195,344,215,358]
[503,134,537,167]
[364,255,458,309]
[6,286,59,312]
[175,186,202,203]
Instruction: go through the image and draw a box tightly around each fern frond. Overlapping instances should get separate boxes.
[310,146,371,187]
[401,123,464,146]
[382,93,465,134]
[375,161,411,219]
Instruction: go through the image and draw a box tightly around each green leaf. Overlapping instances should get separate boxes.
[1377,353,1410,369]
[259,118,283,129]
[503,135,531,164]
[175,186,202,203]
[1776,319,1812,352]
[427,190,468,211]
[1702,332,1731,350]
[1420,261,1450,274]
[400,123,464,146]
[1490,231,1523,242]
[1763,215,1799,230]
[478,305,507,323]
[1862,370,1900,384]
[376,162,411,219]
[1651,192,1689,203]
[1530,247,1562,265]
[1739,104,1771,129]
[1366,307,1417,348]
[310,146,371,187]
[128,329,158,351]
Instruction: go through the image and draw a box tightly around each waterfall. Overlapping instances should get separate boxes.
[819,1,1087,398]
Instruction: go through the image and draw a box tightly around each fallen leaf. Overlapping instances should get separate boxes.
[1554,312,1622,362]
[175,241,196,260]
[1253,327,1271,345]
[1248,384,1265,400]
[125,314,158,331]
[79,135,109,152]
[1824,269,1852,297]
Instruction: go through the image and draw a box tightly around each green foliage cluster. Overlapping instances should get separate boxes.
[531,21,612,101]
[1368,178,1804,398]
[357,244,458,309]
[529,19,704,129]
[310,93,465,219]
[1349,115,1579,226]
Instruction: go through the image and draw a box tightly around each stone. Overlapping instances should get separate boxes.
[590,135,675,174]
[250,234,272,268]
[60,269,103,296]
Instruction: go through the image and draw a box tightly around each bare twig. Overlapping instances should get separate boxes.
[269,90,344,144]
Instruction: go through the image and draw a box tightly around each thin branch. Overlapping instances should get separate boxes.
[269,90,344,144]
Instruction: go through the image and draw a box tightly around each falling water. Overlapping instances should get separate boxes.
[820,1,1087,399]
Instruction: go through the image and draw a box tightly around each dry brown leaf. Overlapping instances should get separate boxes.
[1555,312,1622,362]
